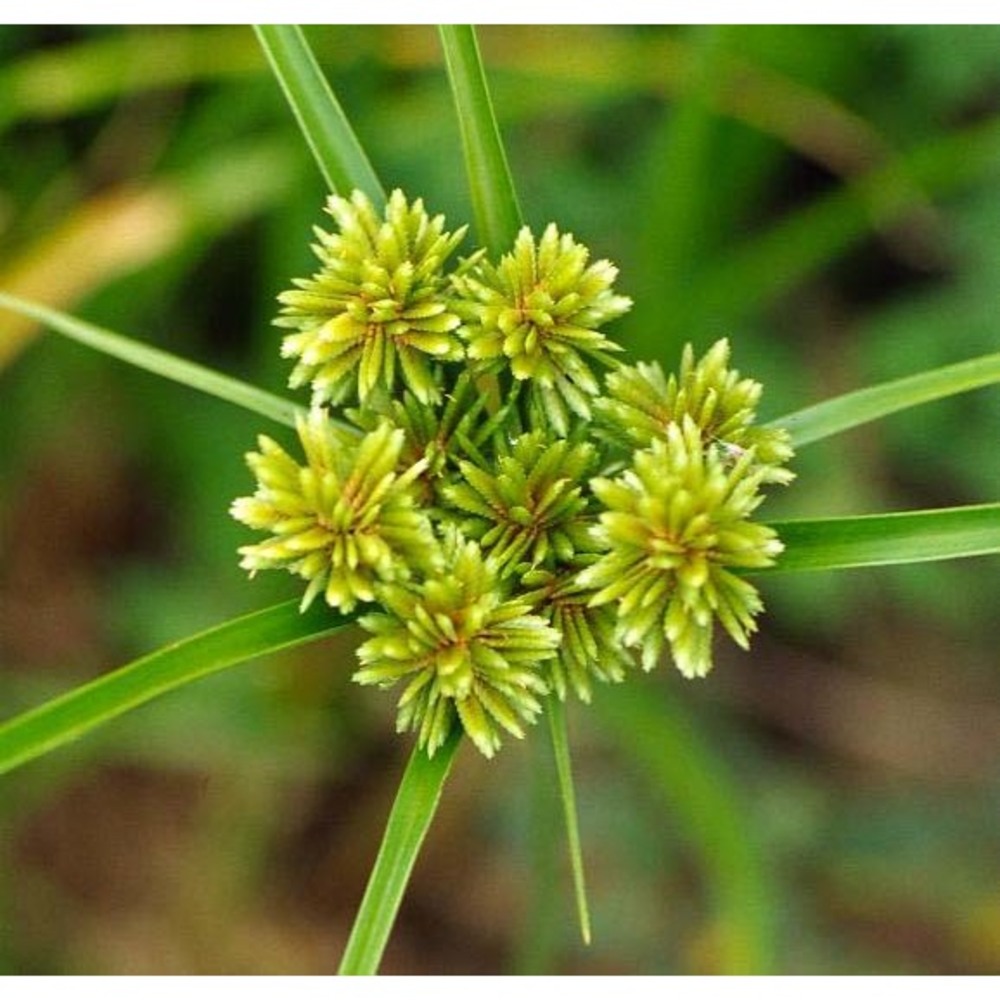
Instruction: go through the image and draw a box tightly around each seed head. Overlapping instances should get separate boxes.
[442,431,596,574]
[276,189,470,405]
[230,410,438,613]
[521,564,635,702]
[598,338,794,484]
[578,416,783,678]
[453,224,631,435]
[354,532,559,758]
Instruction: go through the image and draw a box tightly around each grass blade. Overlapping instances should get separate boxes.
[0,600,355,777]
[338,729,462,975]
[596,677,776,973]
[764,503,1000,573]
[439,25,522,255]
[771,351,1000,448]
[0,291,302,429]
[254,25,385,204]
[546,696,591,946]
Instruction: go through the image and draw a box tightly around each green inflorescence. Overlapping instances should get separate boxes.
[232,188,794,757]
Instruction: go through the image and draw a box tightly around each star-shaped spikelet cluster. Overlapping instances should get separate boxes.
[232,188,794,757]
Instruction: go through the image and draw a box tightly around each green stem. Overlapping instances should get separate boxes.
[254,25,385,205]
[338,729,462,974]
[547,695,592,945]
[0,601,355,778]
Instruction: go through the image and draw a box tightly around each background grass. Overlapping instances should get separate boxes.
[3,24,1000,974]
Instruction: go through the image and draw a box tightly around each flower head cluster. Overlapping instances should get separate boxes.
[597,338,794,484]
[442,431,596,575]
[276,189,469,405]
[230,411,437,613]
[579,417,783,678]
[233,188,793,756]
[354,532,558,758]
[521,564,633,702]
[453,224,632,436]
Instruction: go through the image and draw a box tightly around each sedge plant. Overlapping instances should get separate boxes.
[3,24,1000,974]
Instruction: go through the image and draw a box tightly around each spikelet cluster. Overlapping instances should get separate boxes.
[597,338,794,483]
[354,532,558,758]
[276,189,470,405]
[231,188,794,757]
[230,412,437,613]
[579,417,783,678]
[453,224,632,435]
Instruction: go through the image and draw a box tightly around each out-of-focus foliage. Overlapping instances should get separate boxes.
[3,25,1000,974]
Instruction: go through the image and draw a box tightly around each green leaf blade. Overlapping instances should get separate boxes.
[0,600,356,777]
[439,25,522,255]
[254,25,385,205]
[338,730,461,975]
[546,695,592,946]
[764,503,1000,573]
[0,291,302,429]
[771,351,1000,448]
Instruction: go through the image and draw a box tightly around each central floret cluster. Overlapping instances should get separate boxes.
[232,189,794,757]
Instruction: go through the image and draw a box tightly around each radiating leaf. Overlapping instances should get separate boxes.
[771,351,1000,448]
[547,695,591,945]
[764,503,1000,573]
[338,729,461,975]
[0,291,303,429]
[254,25,384,204]
[439,25,522,255]
[0,600,355,777]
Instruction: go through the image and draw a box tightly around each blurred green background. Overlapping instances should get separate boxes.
[3,24,1000,974]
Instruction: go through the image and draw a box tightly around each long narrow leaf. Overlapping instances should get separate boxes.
[764,503,1000,573]
[439,25,522,255]
[0,291,302,430]
[596,678,776,973]
[546,696,591,945]
[338,730,462,975]
[254,25,385,205]
[0,601,356,777]
[771,351,1000,448]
